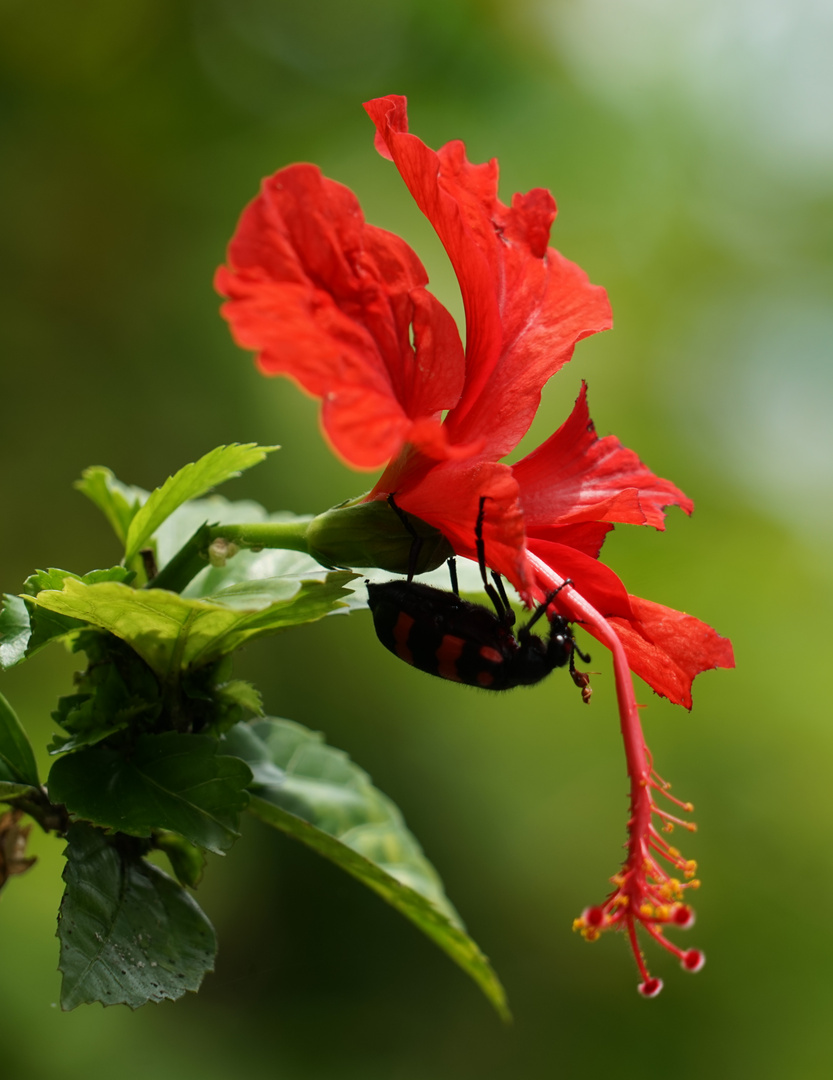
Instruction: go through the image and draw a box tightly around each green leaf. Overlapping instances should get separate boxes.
[0,690,39,786]
[0,595,30,669]
[228,719,509,1020]
[75,466,146,546]
[33,572,355,679]
[58,823,216,1010]
[0,781,38,803]
[48,733,252,854]
[123,444,278,564]
[22,567,136,658]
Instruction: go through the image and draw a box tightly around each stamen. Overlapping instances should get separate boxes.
[525,551,705,994]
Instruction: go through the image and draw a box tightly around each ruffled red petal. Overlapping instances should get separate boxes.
[216,163,465,469]
[513,382,693,529]
[364,96,613,459]
[527,541,633,619]
[526,521,614,559]
[605,595,735,708]
[371,460,530,592]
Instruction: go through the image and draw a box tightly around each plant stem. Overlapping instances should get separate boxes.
[146,517,314,594]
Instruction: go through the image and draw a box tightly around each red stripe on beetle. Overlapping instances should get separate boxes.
[393,612,415,665]
[437,635,465,681]
[477,670,495,688]
[479,645,503,665]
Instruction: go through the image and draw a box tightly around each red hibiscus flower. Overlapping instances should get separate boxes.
[216,94,734,995]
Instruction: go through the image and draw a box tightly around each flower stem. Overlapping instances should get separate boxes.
[146,518,314,594]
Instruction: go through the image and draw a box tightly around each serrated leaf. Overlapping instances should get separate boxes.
[124,444,278,564]
[33,573,355,678]
[58,823,216,1009]
[228,719,509,1020]
[23,567,136,657]
[0,595,30,669]
[75,466,146,546]
[0,690,39,786]
[48,733,251,854]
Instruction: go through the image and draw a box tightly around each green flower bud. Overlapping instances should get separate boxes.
[307,497,453,575]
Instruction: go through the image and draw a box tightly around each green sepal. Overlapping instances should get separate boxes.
[227,719,509,1021]
[123,444,279,564]
[307,497,453,574]
[58,824,216,1010]
[0,689,39,786]
[48,732,252,854]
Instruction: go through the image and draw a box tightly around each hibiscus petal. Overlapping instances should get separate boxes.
[606,595,735,708]
[364,96,613,459]
[513,382,694,529]
[216,163,465,469]
[527,541,633,619]
[526,521,614,559]
[372,460,531,591]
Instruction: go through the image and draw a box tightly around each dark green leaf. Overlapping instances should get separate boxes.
[228,719,509,1020]
[48,733,252,854]
[33,572,355,678]
[58,824,216,1009]
[0,689,39,786]
[0,595,31,669]
[124,444,278,564]
[74,466,146,546]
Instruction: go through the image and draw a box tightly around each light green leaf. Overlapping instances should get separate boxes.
[228,719,509,1020]
[0,689,39,786]
[48,732,252,854]
[58,823,216,1010]
[23,567,136,657]
[123,444,278,564]
[75,466,146,546]
[0,595,30,669]
[33,573,355,679]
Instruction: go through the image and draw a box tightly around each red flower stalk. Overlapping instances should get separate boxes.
[216,95,734,993]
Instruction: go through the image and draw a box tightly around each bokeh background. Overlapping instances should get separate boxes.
[1,1,832,1076]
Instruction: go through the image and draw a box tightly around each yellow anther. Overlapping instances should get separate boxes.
[655,905,671,920]
[684,802,694,812]
[683,822,698,833]
[572,918,587,933]
[684,860,698,878]
[688,879,701,890]
[667,846,681,859]
[583,927,601,943]
[662,822,674,833]
[639,903,654,918]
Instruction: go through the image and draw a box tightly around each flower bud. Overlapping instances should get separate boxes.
[307,497,453,575]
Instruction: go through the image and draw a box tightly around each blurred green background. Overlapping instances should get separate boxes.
[1,0,832,1076]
